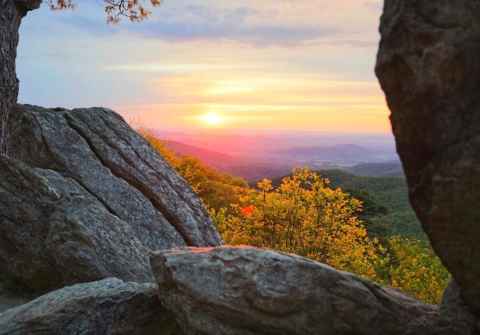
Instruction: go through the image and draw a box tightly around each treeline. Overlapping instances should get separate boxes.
[136,125,449,305]
[265,169,424,242]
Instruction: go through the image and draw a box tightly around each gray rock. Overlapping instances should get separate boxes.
[0,154,62,292]
[437,280,479,335]
[11,104,222,249]
[437,280,480,335]
[35,168,99,200]
[0,278,175,335]
[375,0,480,311]
[0,296,28,314]
[0,155,153,292]
[151,246,438,335]
[46,194,155,285]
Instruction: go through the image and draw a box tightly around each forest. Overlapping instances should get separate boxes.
[137,125,450,305]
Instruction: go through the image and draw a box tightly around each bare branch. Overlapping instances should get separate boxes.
[45,0,162,24]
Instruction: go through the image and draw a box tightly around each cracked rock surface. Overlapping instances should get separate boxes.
[0,104,222,293]
[151,246,438,335]
[376,0,480,312]
[0,154,154,292]
[11,104,222,249]
[0,278,175,335]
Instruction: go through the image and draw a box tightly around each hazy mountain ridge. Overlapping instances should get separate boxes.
[158,130,400,181]
[345,163,404,176]
[165,140,292,181]
[277,144,374,159]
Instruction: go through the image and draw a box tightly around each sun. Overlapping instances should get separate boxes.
[204,114,222,124]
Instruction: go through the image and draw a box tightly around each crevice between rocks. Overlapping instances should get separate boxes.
[63,115,196,247]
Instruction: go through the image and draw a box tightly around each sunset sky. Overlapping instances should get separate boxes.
[17,0,388,132]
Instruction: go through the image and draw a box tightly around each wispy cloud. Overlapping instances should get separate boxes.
[57,5,335,47]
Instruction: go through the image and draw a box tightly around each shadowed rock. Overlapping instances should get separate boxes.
[376,0,480,311]
[10,104,222,248]
[0,278,175,335]
[0,154,62,292]
[151,246,438,335]
[46,194,155,285]
[436,280,479,335]
[0,155,153,292]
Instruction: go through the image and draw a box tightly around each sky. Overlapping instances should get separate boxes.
[17,0,389,133]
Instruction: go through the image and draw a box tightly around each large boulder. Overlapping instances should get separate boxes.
[0,104,224,292]
[0,278,175,335]
[375,0,480,312]
[0,154,154,291]
[0,154,63,291]
[150,246,438,335]
[10,104,222,248]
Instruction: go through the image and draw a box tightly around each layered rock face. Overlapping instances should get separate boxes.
[0,278,175,335]
[0,104,222,293]
[11,104,222,249]
[376,0,480,312]
[151,246,439,335]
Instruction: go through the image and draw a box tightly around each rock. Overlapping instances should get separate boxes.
[0,154,62,292]
[10,104,223,248]
[375,0,480,311]
[0,296,28,314]
[0,278,175,335]
[0,273,36,314]
[45,194,155,285]
[151,246,438,335]
[437,280,479,335]
[0,155,153,292]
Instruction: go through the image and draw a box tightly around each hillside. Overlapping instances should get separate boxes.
[344,163,404,176]
[165,140,292,181]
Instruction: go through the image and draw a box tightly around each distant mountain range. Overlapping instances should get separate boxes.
[165,141,292,181]
[277,144,374,160]
[344,163,404,177]
[157,130,401,181]
[164,139,404,181]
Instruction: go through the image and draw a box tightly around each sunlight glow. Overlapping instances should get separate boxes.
[204,114,222,124]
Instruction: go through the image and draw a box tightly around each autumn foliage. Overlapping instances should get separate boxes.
[213,167,379,279]
[136,124,450,305]
[47,0,162,23]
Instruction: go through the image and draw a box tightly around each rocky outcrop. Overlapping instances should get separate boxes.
[0,154,155,291]
[0,103,224,292]
[0,278,175,335]
[10,104,222,248]
[436,280,479,335]
[375,0,480,312]
[151,246,438,335]
[46,194,155,285]
[0,154,63,292]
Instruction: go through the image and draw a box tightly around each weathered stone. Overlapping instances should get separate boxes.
[375,0,480,311]
[437,280,479,335]
[151,246,438,335]
[0,154,62,292]
[10,104,222,249]
[45,194,155,286]
[0,278,175,335]
[0,155,153,292]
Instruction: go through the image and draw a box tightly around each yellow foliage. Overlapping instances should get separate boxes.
[388,236,450,305]
[214,166,379,280]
